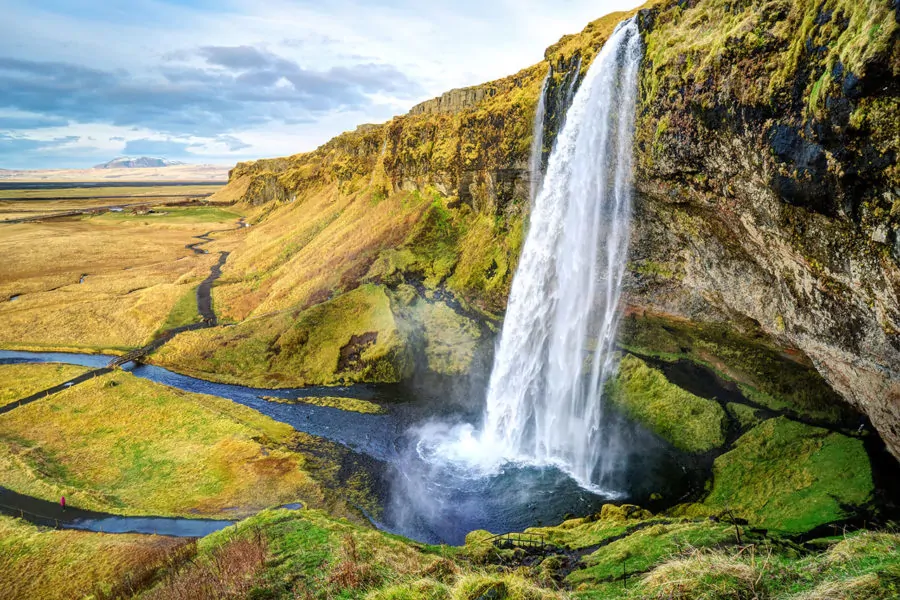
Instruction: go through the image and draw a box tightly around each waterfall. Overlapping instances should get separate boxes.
[480,18,642,488]
[528,69,550,205]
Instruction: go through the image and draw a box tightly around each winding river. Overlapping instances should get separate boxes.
[0,350,685,543]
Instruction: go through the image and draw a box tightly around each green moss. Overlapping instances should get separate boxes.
[607,354,727,453]
[618,314,853,424]
[703,417,873,533]
[156,285,200,332]
[725,402,762,431]
[153,284,413,388]
[630,259,683,280]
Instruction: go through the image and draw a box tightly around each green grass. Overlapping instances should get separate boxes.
[0,363,92,407]
[156,285,200,332]
[581,530,900,600]
[262,395,385,415]
[0,372,326,517]
[94,205,239,224]
[702,417,873,533]
[139,508,564,600]
[606,354,727,453]
[568,521,737,586]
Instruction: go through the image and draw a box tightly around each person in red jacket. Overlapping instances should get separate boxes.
[60,496,66,512]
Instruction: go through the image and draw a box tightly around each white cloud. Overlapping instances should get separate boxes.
[0,0,644,168]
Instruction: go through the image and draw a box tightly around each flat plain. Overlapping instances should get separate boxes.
[0,185,242,353]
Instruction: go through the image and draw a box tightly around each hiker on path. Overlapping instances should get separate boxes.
[60,496,66,512]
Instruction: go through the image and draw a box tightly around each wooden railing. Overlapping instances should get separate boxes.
[487,532,548,551]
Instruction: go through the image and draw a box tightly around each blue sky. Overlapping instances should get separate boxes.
[0,0,643,169]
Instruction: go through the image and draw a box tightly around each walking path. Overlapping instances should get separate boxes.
[0,486,303,537]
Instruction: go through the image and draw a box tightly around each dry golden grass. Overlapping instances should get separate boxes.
[0,515,191,600]
[212,184,429,321]
[0,213,235,351]
[0,185,222,200]
[0,371,324,517]
[0,363,92,407]
[142,528,267,600]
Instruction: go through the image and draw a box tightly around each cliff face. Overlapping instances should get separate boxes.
[197,1,900,458]
[628,0,900,458]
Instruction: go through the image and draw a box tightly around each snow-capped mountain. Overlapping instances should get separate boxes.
[93,157,186,169]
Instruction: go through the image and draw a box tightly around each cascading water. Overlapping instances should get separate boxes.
[479,18,642,488]
[528,68,550,205]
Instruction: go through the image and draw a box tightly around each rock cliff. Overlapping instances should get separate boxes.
[628,0,900,458]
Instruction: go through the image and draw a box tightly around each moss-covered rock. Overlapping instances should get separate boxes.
[607,354,727,453]
[152,284,413,387]
[618,314,855,425]
[598,503,654,523]
[702,417,873,533]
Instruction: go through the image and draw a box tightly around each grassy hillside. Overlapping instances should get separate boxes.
[0,516,192,600]
[0,369,335,517]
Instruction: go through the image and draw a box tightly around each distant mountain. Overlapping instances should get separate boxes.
[93,157,186,169]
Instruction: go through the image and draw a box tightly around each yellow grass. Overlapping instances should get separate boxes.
[0,363,92,407]
[0,516,190,600]
[212,184,429,321]
[0,214,233,351]
[0,184,222,200]
[263,395,385,414]
[0,372,325,517]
